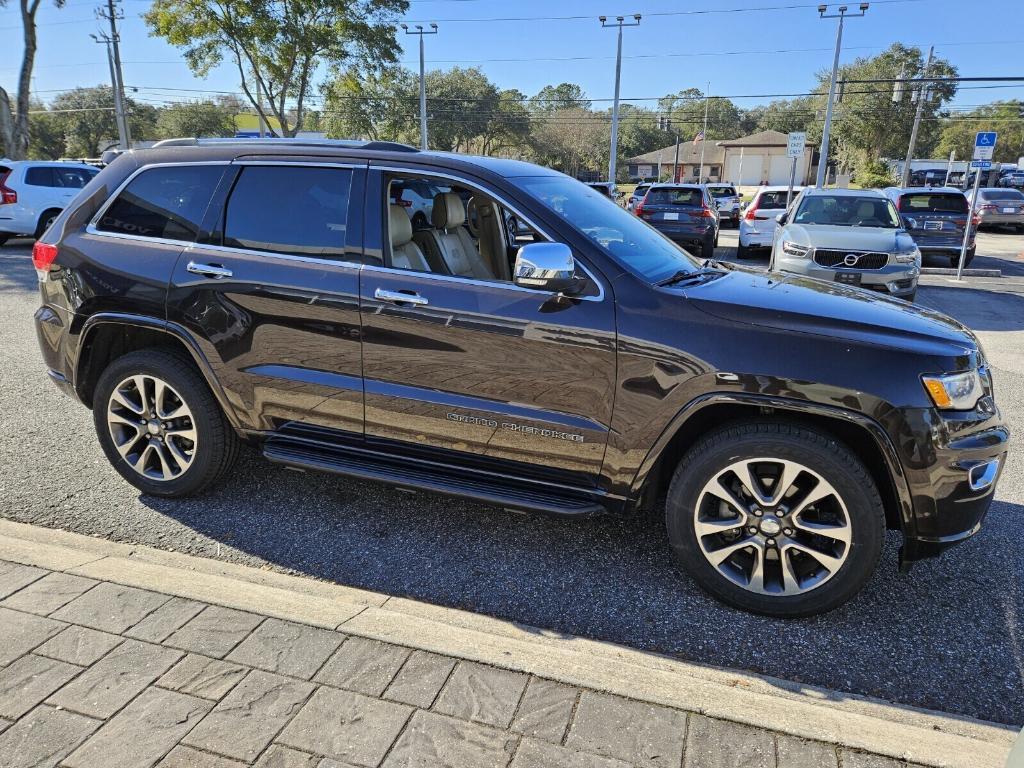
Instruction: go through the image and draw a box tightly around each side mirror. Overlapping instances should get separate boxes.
[775,213,788,225]
[514,242,580,293]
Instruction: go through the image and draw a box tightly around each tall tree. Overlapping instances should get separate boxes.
[145,0,407,138]
[936,101,1024,164]
[27,101,66,160]
[321,67,417,141]
[0,0,66,160]
[530,108,607,177]
[746,97,816,136]
[658,88,744,140]
[530,83,590,113]
[156,99,239,139]
[51,86,157,157]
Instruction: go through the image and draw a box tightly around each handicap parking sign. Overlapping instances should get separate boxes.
[973,132,997,160]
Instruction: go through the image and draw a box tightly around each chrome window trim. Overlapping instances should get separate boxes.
[370,164,605,302]
[185,240,361,269]
[86,160,232,246]
[231,159,364,170]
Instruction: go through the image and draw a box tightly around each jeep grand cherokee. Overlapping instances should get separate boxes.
[32,138,1008,617]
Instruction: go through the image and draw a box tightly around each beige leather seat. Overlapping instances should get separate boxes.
[422,192,493,280]
[388,204,430,272]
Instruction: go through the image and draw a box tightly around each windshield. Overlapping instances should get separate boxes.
[898,193,968,214]
[645,188,703,206]
[707,186,736,198]
[981,188,1024,201]
[793,194,901,228]
[518,175,699,283]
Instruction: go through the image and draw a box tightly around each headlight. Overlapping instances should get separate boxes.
[893,246,920,264]
[781,240,810,257]
[922,369,984,410]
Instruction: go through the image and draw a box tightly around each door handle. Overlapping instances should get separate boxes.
[186,261,233,279]
[374,287,428,306]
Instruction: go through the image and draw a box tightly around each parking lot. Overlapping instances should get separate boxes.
[1,230,1022,727]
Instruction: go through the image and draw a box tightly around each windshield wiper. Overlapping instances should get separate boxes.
[658,268,725,287]
[701,258,736,271]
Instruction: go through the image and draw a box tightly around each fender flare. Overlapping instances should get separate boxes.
[628,391,916,538]
[74,312,242,430]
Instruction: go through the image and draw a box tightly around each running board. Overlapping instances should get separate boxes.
[263,441,605,518]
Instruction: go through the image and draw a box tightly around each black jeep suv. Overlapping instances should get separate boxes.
[32,138,1007,617]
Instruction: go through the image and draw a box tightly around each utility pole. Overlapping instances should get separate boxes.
[601,14,641,183]
[90,33,128,150]
[815,3,869,188]
[698,82,710,181]
[97,0,130,148]
[659,115,682,183]
[900,45,934,188]
[401,23,438,150]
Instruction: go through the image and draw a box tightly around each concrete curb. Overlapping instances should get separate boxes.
[0,519,1015,768]
[920,267,1002,277]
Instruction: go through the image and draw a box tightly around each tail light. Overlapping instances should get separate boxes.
[32,242,58,278]
[979,204,997,212]
[0,171,16,205]
[744,202,758,220]
[971,213,981,227]
[634,202,644,217]
[691,206,715,218]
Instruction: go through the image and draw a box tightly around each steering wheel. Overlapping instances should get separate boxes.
[465,197,481,238]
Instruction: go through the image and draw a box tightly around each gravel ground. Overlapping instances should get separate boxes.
[1,233,1022,726]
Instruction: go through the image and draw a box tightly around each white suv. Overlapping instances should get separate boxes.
[736,185,804,258]
[0,161,100,245]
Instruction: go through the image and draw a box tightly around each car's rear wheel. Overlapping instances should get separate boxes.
[93,349,239,497]
[701,233,715,259]
[735,241,748,260]
[0,234,9,247]
[35,209,62,240]
[665,422,884,617]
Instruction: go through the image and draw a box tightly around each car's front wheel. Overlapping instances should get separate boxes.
[665,422,884,617]
[93,349,239,497]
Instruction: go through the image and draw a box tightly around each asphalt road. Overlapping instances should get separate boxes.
[1,232,1022,726]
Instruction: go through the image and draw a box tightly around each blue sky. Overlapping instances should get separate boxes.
[3,0,1023,115]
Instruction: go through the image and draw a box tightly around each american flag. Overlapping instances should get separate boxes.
[693,131,704,143]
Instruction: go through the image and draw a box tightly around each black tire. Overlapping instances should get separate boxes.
[35,209,61,240]
[0,234,9,247]
[951,247,975,269]
[701,233,715,259]
[93,349,239,497]
[665,422,884,617]
[735,241,748,260]
[903,290,917,303]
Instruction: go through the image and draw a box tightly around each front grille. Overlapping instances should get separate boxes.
[813,249,889,270]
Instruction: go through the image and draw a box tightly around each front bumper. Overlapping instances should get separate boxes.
[896,405,1009,564]
[774,254,920,297]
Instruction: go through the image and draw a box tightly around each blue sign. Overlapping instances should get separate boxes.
[970,160,992,169]
[234,131,262,138]
[975,132,997,147]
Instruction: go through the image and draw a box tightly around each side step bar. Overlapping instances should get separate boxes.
[263,441,605,518]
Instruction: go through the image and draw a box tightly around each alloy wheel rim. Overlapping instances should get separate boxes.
[693,457,852,596]
[107,375,197,481]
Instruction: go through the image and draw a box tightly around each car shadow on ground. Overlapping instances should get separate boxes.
[918,284,1024,332]
[140,448,1024,726]
[0,244,39,292]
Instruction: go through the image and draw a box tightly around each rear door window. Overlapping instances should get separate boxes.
[707,186,735,198]
[97,164,224,241]
[645,188,703,206]
[223,165,353,259]
[25,167,57,187]
[54,167,98,188]
[757,191,790,209]
[898,193,968,213]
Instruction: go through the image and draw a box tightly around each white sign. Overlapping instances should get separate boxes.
[635,164,654,178]
[973,131,997,161]
[787,132,807,159]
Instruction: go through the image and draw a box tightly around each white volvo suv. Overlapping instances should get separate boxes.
[0,161,99,245]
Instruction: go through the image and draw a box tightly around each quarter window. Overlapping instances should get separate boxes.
[223,166,353,259]
[97,165,223,241]
[25,167,56,186]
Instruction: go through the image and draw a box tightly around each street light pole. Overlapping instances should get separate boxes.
[815,3,869,188]
[900,45,934,188]
[401,23,438,150]
[698,82,709,181]
[601,14,641,183]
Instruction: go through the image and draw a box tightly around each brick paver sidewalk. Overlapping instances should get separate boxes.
[0,554,997,768]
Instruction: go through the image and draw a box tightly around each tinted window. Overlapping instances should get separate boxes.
[25,167,56,186]
[98,165,223,241]
[54,167,97,188]
[757,191,793,209]
[645,188,703,206]
[793,195,900,228]
[224,166,352,258]
[707,186,736,197]
[518,175,699,284]
[898,193,968,213]
[980,189,1024,201]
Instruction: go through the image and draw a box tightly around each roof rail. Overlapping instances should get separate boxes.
[150,137,418,152]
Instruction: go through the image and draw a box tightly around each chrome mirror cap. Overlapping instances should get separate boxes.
[514,242,580,293]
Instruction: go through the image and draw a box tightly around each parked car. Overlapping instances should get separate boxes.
[999,172,1024,188]
[0,160,99,245]
[771,188,920,301]
[390,177,448,230]
[705,184,741,227]
[736,185,803,259]
[33,137,1006,617]
[907,168,948,187]
[883,187,975,268]
[626,182,653,212]
[966,187,1024,232]
[635,183,719,257]
[585,181,621,201]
